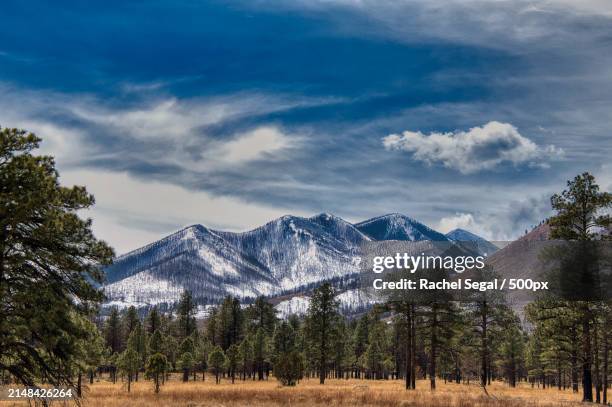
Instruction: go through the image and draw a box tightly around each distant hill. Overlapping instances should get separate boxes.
[445,228,500,256]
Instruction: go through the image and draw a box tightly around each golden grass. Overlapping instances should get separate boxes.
[1,376,585,407]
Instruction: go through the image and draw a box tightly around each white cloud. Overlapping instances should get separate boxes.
[0,83,312,175]
[209,126,298,165]
[437,212,478,234]
[275,0,612,50]
[71,97,235,140]
[383,121,563,174]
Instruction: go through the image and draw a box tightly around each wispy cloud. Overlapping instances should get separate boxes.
[209,126,299,165]
[382,121,563,174]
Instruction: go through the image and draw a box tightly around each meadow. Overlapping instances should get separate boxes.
[1,377,586,407]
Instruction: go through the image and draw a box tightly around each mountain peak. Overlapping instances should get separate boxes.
[446,228,482,240]
[446,228,499,256]
[355,213,449,242]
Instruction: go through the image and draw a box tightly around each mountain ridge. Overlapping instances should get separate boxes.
[102,213,492,310]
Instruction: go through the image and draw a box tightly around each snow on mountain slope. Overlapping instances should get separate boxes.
[217,214,367,290]
[445,228,499,256]
[336,288,377,312]
[275,296,311,318]
[274,289,377,318]
[102,213,450,310]
[104,270,184,308]
[355,213,451,242]
[103,224,276,306]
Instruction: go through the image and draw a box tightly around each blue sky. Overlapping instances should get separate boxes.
[2,0,611,253]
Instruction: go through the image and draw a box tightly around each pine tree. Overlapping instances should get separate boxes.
[178,352,194,382]
[117,348,139,392]
[126,323,147,381]
[209,346,226,384]
[105,307,123,354]
[225,344,239,383]
[82,323,106,385]
[498,315,526,387]
[238,336,254,380]
[149,330,164,355]
[548,172,611,402]
[0,127,114,389]
[179,337,195,382]
[146,306,162,335]
[123,306,140,341]
[253,327,269,380]
[247,296,277,335]
[273,321,296,361]
[274,351,304,386]
[146,353,168,394]
[195,337,211,381]
[306,282,340,384]
[177,290,197,340]
[216,296,245,350]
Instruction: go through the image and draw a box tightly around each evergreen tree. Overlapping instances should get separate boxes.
[178,352,194,382]
[117,348,139,392]
[0,127,114,388]
[548,172,611,402]
[274,351,304,386]
[123,306,140,341]
[247,296,277,335]
[253,327,269,380]
[225,344,239,383]
[498,316,526,387]
[126,323,147,381]
[216,296,245,350]
[306,282,340,384]
[238,336,254,380]
[146,306,162,335]
[195,338,211,381]
[148,330,164,355]
[177,290,197,340]
[273,321,296,361]
[179,337,195,382]
[105,307,123,354]
[146,353,168,394]
[83,324,106,385]
[209,346,226,384]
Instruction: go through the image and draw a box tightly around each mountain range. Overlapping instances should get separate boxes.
[102,213,497,313]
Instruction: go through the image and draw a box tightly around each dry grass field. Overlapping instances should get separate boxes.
[1,376,586,407]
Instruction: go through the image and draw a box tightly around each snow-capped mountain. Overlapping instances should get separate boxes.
[355,213,450,242]
[216,214,368,291]
[104,225,278,306]
[102,213,475,311]
[445,228,499,256]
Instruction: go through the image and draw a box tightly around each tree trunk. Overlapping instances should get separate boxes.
[571,332,579,393]
[405,307,412,390]
[602,328,608,405]
[411,303,416,390]
[582,310,593,402]
[594,319,601,404]
[430,303,438,391]
[481,301,488,388]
